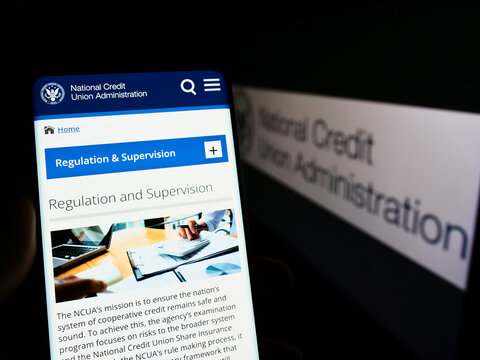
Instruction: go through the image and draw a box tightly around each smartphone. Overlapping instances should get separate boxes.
[32,70,259,359]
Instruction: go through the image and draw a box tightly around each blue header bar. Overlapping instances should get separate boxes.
[45,135,228,179]
[33,71,229,119]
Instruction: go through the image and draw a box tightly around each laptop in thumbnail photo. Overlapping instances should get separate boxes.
[51,224,114,275]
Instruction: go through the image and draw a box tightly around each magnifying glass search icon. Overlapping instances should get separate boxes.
[180,79,196,95]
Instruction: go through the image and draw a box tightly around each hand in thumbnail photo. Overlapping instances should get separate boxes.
[177,209,235,240]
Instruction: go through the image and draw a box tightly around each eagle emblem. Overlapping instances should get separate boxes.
[40,82,65,105]
[45,87,60,102]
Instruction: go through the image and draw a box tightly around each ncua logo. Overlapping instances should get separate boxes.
[40,82,65,105]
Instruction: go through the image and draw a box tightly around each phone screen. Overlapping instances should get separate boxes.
[33,71,259,359]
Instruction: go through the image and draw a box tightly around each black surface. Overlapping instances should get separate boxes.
[248,214,415,359]
[230,2,480,114]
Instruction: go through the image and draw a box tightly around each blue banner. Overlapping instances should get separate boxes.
[45,135,228,179]
[33,71,228,119]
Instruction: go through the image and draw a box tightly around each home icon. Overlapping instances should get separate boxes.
[44,126,55,134]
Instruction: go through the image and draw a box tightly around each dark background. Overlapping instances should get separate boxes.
[3,1,480,359]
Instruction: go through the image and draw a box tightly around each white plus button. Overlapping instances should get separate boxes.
[204,141,223,159]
